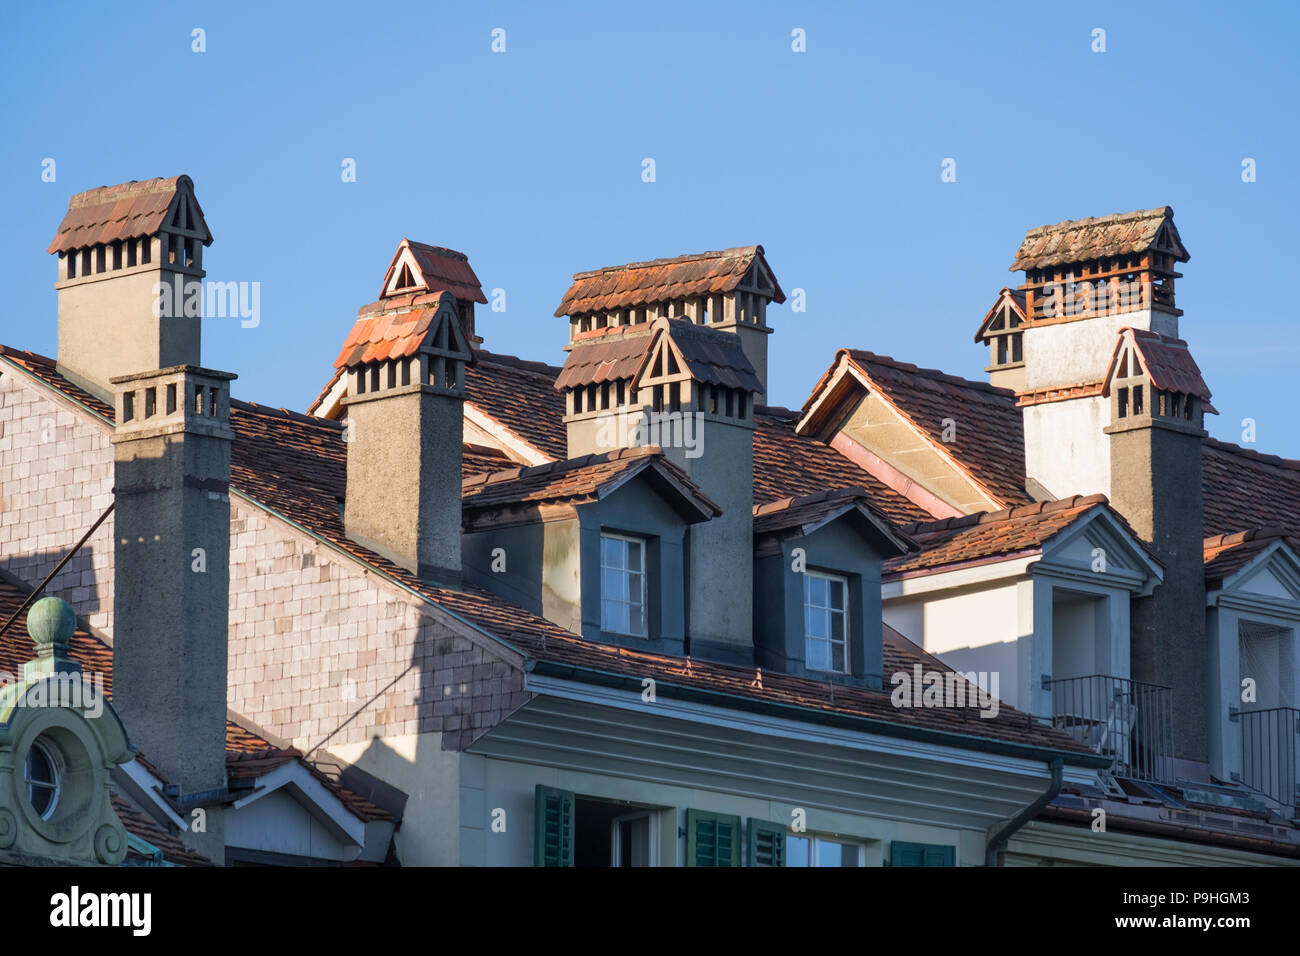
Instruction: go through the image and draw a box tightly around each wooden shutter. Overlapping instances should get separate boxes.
[686,810,741,867]
[533,785,575,867]
[746,818,787,867]
[890,841,956,867]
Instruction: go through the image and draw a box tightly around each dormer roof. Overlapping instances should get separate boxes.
[973,287,1027,342]
[554,245,784,317]
[380,239,487,303]
[47,175,211,254]
[1010,206,1187,272]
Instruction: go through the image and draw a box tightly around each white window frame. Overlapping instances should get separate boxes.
[803,570,849,674]
[609,810,660,867]
[25,738,63,820]
[601,532,648,637]
[785,833,865,867]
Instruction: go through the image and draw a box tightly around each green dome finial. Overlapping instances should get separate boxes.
[27,596,76,648]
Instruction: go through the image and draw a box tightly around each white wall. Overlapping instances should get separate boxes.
[1023,397,1111,500]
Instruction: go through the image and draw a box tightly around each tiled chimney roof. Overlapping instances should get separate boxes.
[380,239,487,303]
[1009,206,1187,272]
[47,175,210,254]
[554,323,656,390]
[554,245,784,317]
[1102,328,1214,402]
[645,318,765,393]
[333,295,459,369]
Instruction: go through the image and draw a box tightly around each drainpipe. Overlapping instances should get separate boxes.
[985,756,1063,867]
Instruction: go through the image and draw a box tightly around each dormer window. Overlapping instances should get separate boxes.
[804,571,849,673]
[601,533,647,637]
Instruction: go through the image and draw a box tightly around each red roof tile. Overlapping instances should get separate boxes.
[47,176,210,255]
[752,487,913,554]
[886,495,1115,575]
[464,350,570,460]
[1102,328,1214,403]
[839,351,1031,508]
[554,245,785,316]
[381,240,487,304]
[1009,207,1188,272]
[333,302,456,369]
[1202,439,1300,538]
[554,325,655,390]
[1203,527,1299,589]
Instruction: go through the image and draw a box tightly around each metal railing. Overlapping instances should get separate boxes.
[1239,707,1300,811]
[1045,674,1173,782]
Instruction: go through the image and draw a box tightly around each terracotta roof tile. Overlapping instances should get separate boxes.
[1102,328,1214,403]
[1010,207,1188,272]
[554,325,655,390]
[1203,527,1298,589]
[1202,439,1300,538]
[658,319,765,392]
[554,245,784,316]
[382,240,487,304]
[842,351,1031,508]
[47,176,210,255]
[886,494,1113,575]
[111,795,213,866]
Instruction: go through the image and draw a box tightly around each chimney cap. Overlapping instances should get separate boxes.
[47,175,212,255]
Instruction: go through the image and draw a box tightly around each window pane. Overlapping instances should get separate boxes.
[806,575,827,607]
[831,641,845,673]
[627,541,642,572]
[604,601,630,635]
[602,535,621,568]
[830,610,845,642]
[828,579,845,610]
[603,568,628,602]
[807,607,829,640]
[807,639,830,671]
[787,836,811,867]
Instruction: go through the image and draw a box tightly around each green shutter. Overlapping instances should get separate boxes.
[533,785,575,867]
[746,818,787,867]
[686,810,741,867]
[890,841,955,867]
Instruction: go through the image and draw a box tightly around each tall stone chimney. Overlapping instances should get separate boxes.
[111,363,235,863]
[337,290,471,586]
[1006,207,1189,500]
[49,176,212,404]
[1103,328,1213,768]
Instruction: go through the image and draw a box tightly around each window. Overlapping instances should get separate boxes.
[610,812,658,867]
[601,533,646,636]
[804,571,848,673]
[786,834,863,867]
[25,739,62,820]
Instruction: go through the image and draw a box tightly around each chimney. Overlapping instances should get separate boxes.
[336,287,471,586]
[555,270,767,662]
[49,176,212,404]
[553,245,783,403]
[111,363,235,863]
[1103,328,1213,768]
[379,239,488,347]
[1007,207,1189,500]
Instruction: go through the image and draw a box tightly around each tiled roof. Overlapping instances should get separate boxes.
[0,347,1092,757]
[47,176,210,255]
[1102,328,1214,402]
[752,487,912,554]
[464,350,569,460]
[974,287,1027,342]
[1204,528,1299,589]
[753,407,933,525]
[461,445,720,518]
[1009,206,1188,272]
[842,350,1031,508]
[382,240,487,304]
[1016,381,1104,407]
[655,319,765,392]
[1202,439,1300,538]
[886,494,1114,575]
[333,300,458,369]
[112,795,213,866]
[554,245,785,316]
[554,325,655,390]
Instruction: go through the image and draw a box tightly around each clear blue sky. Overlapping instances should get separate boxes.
[2,1,1297,456]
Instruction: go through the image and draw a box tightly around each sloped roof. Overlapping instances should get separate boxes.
[0,346,1096,757]
[886,494,1120,575]
[464,350,570,460]
[1010,206,1188,272]
[1203,527,1300,589]
[47,176,211,254]
[461,445,720,519]
[1202,439,1300,538]
[333,297,466,369]
[554,245,785,316]
[554,324,655,390]
[381,240,487,303]
[1102,328,1214,403]
[752,407,933,525]
[808,350,1031,509]
[644,318,765,393]
[111,794,212,866]
[974,287,1027,342]
[752,487,913,555]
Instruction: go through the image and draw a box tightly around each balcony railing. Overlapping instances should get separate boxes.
[1045,674,1173,782]
[1239,707,1300,811]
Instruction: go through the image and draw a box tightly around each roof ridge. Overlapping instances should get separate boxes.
[473,349,563,378]
[571,245,760,279]
[1204,436,1300,472]
[846,349,1017,400]
[462,445,661,489]
[1022,206,1173,238]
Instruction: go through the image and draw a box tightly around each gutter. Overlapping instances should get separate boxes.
[984,756,1063,866]
[527,660,1110,770]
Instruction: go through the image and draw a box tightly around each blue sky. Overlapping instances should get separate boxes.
[2,1,1297,455]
